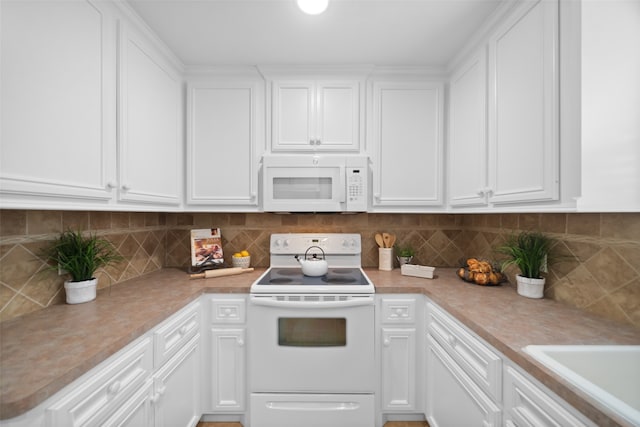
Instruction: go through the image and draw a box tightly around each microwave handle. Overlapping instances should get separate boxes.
[250,296,373,309]
[339,165,346,203]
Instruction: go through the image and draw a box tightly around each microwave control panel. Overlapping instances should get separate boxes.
[346,167,367,211]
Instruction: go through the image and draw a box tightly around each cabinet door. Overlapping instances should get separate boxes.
[488,0,559,204]
[426,336,501,427]
[372,82,444,210]
[101,380,153,427]
[187,80,262,207]
[448,49,489,208]
[153,334,201,427]
[0,0,116,206]
[118,22,182,206]
[381,328,417,411]
[315,81,360,150]
[210,328,246,411]
[272,81,315,150]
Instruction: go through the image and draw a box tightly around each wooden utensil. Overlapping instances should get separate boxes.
[388,233,396,247]
[190,267,254,279]
[382,232,391,248]
[375,233,384,248]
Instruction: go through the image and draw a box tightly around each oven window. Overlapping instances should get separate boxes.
[273,177,333,200]
[278,318,346,347]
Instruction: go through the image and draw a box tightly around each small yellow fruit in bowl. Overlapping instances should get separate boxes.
[232,250,251,268]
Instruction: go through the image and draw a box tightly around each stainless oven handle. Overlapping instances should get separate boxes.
[250,296,374,309]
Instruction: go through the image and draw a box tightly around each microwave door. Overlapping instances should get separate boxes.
[266,167,343,211]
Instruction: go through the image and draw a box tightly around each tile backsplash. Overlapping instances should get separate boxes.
[1,210,639,328]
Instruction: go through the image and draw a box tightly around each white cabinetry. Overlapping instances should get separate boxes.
[379,296,422,413]
[448,49,489,208]
[204,296,247,413]
[117,20,182,207]
[186,76,264,209]
[487,0,559,205]
[504,363,595,427]
[448,0,560,209]
[22,301,202,427]
[272,80,361,151]
[0,0,116,206]
[370,81,444,211]
[425,302,501,426]
[0,0,183,211]
[44,337,154,427]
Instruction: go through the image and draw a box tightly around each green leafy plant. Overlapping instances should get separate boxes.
[44,230,123,282]
[395,246,415,258]
[495,231,553,279]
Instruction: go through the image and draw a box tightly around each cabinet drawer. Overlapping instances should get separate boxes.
[504,365,595,427]
[381,297,417,324]
[45,336,153,427]
[427,302,502,401]
[154,300,201,368]
[210,296,246,324]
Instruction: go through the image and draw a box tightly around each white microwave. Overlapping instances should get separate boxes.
[262,155,368,212]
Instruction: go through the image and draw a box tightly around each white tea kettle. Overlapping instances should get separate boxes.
[294,246,328,277]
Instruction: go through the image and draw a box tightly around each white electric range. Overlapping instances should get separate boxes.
[248,233,376,427]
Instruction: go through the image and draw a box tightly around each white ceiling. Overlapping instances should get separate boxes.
[126,0,504,68]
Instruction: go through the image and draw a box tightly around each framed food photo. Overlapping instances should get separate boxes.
[190,228,224,269]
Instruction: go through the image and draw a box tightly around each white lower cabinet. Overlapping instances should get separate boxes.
[203,296,247,414]
[378,295,422,415]
[503,364,595,427]
[426,336,501,427]
[152,334,201,427]
[44,337,154,427]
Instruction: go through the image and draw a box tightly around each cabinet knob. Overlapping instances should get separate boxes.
[179,325,188,336]
[448,335,457,347]
[237,338,245,347]
[121,184,131,191]
[383,338,391,347]
[106,181,117,190]
[107,380,121,395]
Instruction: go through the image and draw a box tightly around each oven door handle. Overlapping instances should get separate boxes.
[250,296,374,309]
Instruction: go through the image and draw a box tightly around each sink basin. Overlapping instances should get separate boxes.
[525,345,640,426]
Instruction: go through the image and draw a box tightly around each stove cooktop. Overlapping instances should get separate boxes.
[251,267,375,294]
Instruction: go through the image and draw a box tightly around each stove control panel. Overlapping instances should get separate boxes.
[270,233,361,255]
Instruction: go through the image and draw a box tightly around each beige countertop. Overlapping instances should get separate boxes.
[1,267,638,425]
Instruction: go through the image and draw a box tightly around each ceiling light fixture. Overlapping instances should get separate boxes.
[296,0,329,15]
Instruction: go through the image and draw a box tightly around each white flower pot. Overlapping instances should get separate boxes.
[64,278,98,304]
[516,275,545,299]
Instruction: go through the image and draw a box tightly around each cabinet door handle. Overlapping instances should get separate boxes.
[107,380,121,395]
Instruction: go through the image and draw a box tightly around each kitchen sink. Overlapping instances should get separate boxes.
[525,345,640,426]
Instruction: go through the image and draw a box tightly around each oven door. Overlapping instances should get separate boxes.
[263,163,345,212]
[248,295,375,393]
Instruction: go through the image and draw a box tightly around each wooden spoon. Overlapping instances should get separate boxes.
[382,232,391,248]
[375,233,384,248]
[388,233,396,248]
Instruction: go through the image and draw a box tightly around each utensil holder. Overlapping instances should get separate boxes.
[379,248,393,271]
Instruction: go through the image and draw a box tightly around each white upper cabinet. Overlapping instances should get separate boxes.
[118,21,183,207]
[487,0,559,205]
[448,49,489,208]
[0,0,117,207]
[186,75,264,209]
[371,81,445,211]
[272,80,361,152]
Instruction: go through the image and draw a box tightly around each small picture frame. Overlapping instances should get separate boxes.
[190,228,224,268]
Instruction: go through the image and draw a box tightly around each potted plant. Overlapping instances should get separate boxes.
[395,246,415,266]
[44,230,123,304]
[495,231,553,299]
